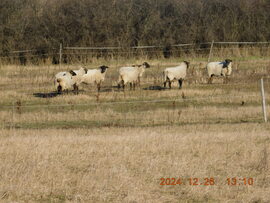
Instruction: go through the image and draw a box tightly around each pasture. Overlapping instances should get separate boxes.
[0,56,270,202]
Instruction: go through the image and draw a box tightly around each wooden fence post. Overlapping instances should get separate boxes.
[12,101,15,130]
[208,40,214,62]
[260,78,267,123]
[59,43,62,67]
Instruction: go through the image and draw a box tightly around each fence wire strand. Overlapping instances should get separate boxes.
[1,41,269,59]
[0,93,260,109]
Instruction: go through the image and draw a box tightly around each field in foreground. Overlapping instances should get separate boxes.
[0,57,270,202]
[0,124,270,202]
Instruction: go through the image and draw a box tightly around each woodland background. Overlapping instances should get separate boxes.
[0,0,269,62]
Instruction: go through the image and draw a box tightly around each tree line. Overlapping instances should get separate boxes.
[0,0,269,62]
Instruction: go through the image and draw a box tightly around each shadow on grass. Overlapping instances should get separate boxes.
[143,85,167,91]
[33,90,85,98]
[33,86,167,97]
[102,85,168,92]
[33,87,118,97]
[99,85,120,92]
[33,92,60,98]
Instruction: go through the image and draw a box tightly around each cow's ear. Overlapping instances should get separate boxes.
[69,70,77,76]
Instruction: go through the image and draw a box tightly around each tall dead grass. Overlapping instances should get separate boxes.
[0,56,270,202]
[0,124,269,202]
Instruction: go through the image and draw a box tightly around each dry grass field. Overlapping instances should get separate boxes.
[0,55,270,202]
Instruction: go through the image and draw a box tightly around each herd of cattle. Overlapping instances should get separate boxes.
[54,59,232,94]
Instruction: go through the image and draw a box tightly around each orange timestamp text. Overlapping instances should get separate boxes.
[160,177,254,186]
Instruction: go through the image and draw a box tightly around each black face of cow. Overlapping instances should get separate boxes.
[225,59,232,64]
[143,62,150,68]
[83,67,88,74]
[183,61,190,68]
[100,65,109,73]
[223,59,232,68]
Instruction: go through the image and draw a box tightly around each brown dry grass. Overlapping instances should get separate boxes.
[0,125,270,202]
[0,56,270,202]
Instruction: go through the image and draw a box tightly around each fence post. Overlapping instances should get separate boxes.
[12,101,15,130]
[208,40,214,62]
[59,43,62,67]
[260,78,267,123]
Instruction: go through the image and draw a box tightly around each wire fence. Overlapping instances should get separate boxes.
[0,95,266,129]
[0,41,269,65]
[0,93,261,109]
[0,82,268,117]
[0,80,268,130]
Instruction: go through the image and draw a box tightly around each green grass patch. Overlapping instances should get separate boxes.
[2,116,263,130]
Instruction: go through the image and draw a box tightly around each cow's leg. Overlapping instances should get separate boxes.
[138,77,141,87]
[57,86,62,94]
[178,79,183,89]
[121,80,125,90]
[97,83,101,91]
[73,84,79,94]
[168,81,172,89]
[208,75,214,84]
